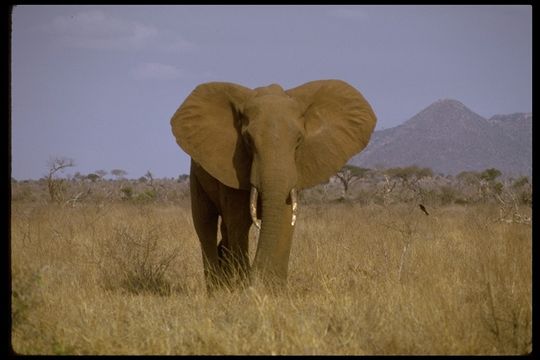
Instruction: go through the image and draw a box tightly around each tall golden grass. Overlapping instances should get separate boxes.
[11,199,531,355]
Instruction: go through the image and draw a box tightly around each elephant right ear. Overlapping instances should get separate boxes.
[170,82,254,190]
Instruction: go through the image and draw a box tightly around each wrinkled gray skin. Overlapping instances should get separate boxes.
[171,80,376,291]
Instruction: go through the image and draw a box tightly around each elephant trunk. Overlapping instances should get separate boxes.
[251,187,297,286]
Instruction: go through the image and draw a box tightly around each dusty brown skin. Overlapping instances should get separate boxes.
[171,80,377,290]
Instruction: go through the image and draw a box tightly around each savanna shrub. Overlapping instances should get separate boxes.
[99,225,177,295]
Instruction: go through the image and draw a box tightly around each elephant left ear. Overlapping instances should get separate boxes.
[286,80,377,189]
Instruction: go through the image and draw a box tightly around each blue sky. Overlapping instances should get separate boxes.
[11,5,532,180]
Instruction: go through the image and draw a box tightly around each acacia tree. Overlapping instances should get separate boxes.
[385,165,433,184]
[479,168,502,182]
[95,169,108,180]
[86,173,100,182]
[335,165,370,200]
[479,168,503,198]
[46,157,75,202]
[456,168,504,202]
[111,169,127,180]
[383,165,434,204]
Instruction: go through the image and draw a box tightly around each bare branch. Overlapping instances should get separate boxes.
[46,157,75,202]
[47,157,76,178]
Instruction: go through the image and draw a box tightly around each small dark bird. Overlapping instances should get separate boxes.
[419,204,429,216]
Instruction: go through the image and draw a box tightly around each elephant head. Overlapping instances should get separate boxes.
[171,80,376,285]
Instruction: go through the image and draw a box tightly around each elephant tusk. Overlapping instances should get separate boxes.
[290,188,298,227]
[250,187,261,229]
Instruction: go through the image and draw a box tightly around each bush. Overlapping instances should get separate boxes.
[120,186,133,200]
[99,225,178,295]
[436,185,458,205]
[512,176,529,189]
[135,189,157,203]
[480,168,502,182]
[385,165,433,182]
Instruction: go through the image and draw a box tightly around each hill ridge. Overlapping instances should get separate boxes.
[351,100,532,176]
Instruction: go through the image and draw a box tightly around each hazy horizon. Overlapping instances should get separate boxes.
[11,5,532,180]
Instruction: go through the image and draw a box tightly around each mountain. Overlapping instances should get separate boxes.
[350,99,532,176]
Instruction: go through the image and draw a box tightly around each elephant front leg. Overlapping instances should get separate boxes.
[216,219,251,288]
[190,169,223,293]
[195,217,223,293]
[218,189,252,287]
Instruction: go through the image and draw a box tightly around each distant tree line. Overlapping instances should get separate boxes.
[11,158,531,213]
[324,164,531,208]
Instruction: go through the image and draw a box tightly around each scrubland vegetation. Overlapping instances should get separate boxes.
[11,165,532,354]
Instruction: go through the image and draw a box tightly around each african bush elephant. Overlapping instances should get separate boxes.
[170,80,376,291]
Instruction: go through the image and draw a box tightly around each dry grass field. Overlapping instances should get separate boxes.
[11,197,531,355]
